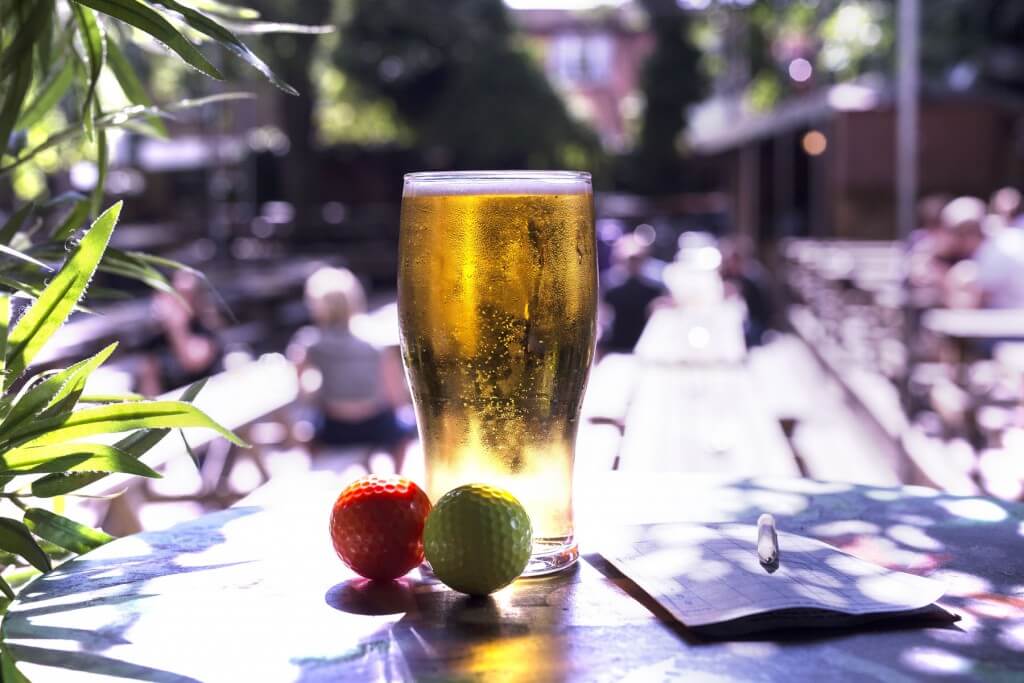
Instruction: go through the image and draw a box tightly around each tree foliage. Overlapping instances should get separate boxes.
[619,0,707,194]
[332,0,601,170]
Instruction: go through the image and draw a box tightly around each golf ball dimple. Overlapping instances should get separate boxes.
[330,475,432,581]
[423,483,533,596]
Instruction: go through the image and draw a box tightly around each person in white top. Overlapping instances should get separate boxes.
[941,196,1024,309]
[288,267,415,464]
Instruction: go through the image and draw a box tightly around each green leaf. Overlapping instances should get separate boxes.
[223,20,333,36]
[53,198,92,241]
[25,508,115,555]
[0,0,52,81]
[37,2,56,74]
[29,378,209,497]
[4,202,121,387]
[71,0,224,80]
[128,251,235,322]
[0,202,36,246]
[91,129,109,216]
[148,0,298,95]
[0,343,118,433]
[178,428,199,468]
[105,39,168,137]
[0,442,161,478]
[42,191,89,210]
[77,393,145,403]
[9,399,247,448]
[0,518,52,572]
[0,244,53,272]
[1,649,31,683]
[190,0,260,20]
[0,53,33,156]
[18,60,74,131]
[0,295,8,379]
[0,274,44,299]
[72,3,107,142]
[0,575,15,600]
[100,248,176,298]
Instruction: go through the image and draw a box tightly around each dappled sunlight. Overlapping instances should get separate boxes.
[901,647,972,675]
[938,498,1008,522]
[722,641,779,658]
[864,489,903,502]
[753,478,853,495]
[963,594,1024,621]
[825,553,889,577]
[927,570,992,597]
[900,486,942,499]
[998,621,1024,652]
[858,574,926,606]
[893,513,933,527]
[886,525,944,552]
[745,490,809,517]
[811,520,880,537]
[836,535,943,572]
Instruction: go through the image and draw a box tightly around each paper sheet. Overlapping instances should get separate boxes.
[601,523,947,631]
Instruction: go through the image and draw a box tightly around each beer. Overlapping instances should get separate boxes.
[398,172,596,575]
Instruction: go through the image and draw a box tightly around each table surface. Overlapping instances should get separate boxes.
[922,308,1024,341]
[4,472,1023,682]
[617,364,798,477]
[634,303,747,365]
[614,301,795,477]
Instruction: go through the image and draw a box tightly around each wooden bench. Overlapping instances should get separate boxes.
[73,353,300,535]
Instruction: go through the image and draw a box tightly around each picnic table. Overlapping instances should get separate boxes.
[633,303,747,365]
[598,299,797,477]
[3,471,1022,682]
[617,364,799,476]
[922,309,1024,343]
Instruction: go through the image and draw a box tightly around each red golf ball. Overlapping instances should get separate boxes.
[329,475,432,581]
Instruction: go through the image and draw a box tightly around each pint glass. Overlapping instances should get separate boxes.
[398,171,597,576]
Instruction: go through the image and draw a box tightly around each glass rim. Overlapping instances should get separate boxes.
[404,170,591,183]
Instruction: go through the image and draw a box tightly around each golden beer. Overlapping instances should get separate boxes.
[398,171,596,575]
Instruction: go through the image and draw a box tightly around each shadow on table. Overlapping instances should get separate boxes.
[2,506,261,683]
[321,566,578,682]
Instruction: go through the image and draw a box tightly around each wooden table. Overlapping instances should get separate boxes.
[634,303,747,365]
[617,364,799,476]
[922,309,1024,342]
[6,472,1022,682]
[614,301,796,476]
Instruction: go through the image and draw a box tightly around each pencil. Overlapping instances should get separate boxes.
[757,513,779,566]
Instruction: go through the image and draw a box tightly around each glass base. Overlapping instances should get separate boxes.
[521,537,579,577]
[418,538,579,583]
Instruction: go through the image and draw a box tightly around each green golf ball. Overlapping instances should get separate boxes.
[423,483,533,596]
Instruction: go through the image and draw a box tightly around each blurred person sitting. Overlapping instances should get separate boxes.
[599,234,666,354]
[139,270,224,396]
[990,187,1024,229]
[909,194,951,246]
[289,267,415,459]
[719,236,775,347]
[906,195,962,308]
[940,196,1024,309]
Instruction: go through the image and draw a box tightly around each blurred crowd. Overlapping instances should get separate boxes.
[597,224,775,356]
[908,188,1024,311]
